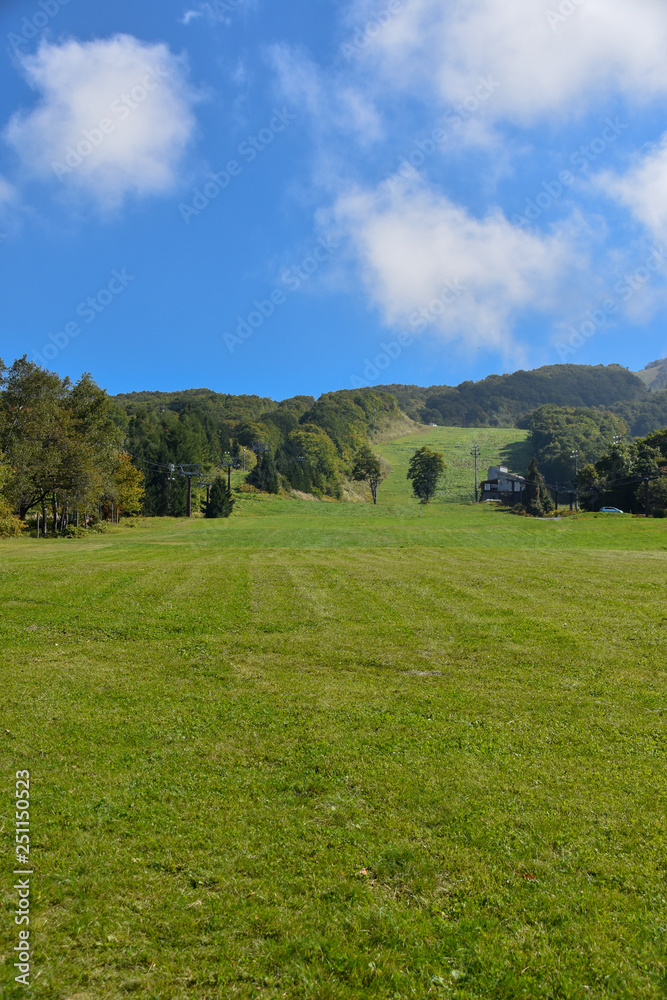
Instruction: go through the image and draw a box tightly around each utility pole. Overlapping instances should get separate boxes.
[199,480,214,505]
[570,450,579,510]
[251,441,268,473]
[221,454,236,491]
[470,444,480,503]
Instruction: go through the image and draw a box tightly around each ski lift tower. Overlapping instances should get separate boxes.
[177,464,203,517]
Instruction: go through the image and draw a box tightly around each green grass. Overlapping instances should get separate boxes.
[1,436,666,999]
[374,424,532,505]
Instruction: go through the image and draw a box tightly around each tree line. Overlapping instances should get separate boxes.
[2,356,664,533]
[0,357,405,529]
[526,404,667,513]
[376,364,654,428]
[0,358,144,536]
[121,385,400,515]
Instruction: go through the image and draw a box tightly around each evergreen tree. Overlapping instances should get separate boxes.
[524,458,554,516]
[201,477,235,518]
[247,451,280,493]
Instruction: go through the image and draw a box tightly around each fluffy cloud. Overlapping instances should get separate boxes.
[5,35,197,209]
[333,173,583,356]
[345,0,667,125]
[598,136,667,242]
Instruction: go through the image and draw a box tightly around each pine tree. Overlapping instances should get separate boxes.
[247,452,280,494]
[201,477,235,518]
[524,458,554,516]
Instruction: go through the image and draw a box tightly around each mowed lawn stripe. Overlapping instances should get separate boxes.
[1,504,666,998]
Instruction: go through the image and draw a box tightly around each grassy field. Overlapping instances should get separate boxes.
[1,432,666,999]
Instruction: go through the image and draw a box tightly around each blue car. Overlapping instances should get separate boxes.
[599,506,624,513]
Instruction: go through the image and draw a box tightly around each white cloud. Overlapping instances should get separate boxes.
[180,10,202,25]
[598,135,667,242]
[270,44,383,145]
[5,35,197,210]
[332,172,584,357]
[346,0,667,125]
[0,175,16,205]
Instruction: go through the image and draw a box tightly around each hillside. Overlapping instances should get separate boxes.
[634,357,667,392]
[376,363,646,427]
[374,425,531,505]
[107,361,667,516]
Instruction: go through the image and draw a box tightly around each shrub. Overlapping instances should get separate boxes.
[0,496,24,537]
[62,524,87,538]
[651,507,666,518]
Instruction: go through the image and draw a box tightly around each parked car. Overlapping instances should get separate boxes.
[599,506,624,513]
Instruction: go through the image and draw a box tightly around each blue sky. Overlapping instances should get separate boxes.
[1,0,667,399]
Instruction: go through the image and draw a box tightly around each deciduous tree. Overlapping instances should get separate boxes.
[407,446,446,504]
[351,446,384,504]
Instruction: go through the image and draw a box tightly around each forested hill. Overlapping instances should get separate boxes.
[110,363,667,513]
[114,388,278,424]
[111,386,404,512]
[375,363,646,427]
